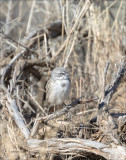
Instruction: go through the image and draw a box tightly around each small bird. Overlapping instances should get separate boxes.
[46,67,71,106]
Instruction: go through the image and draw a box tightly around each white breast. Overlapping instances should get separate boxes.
[48,79,71,105]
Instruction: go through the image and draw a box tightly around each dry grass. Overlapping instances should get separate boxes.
[0,0,126,160]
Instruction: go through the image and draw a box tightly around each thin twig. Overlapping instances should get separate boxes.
[41,97,98,122]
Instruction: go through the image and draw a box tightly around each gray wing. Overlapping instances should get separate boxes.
[45,79,54,101]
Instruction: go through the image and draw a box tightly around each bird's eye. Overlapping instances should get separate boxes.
[58,72,64,76]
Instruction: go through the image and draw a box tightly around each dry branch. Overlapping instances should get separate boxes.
[98,57,126,110]
[96,57,126,145]
[41,97,97,122]
[28,138,126,160]
[6,95,30,139]
[1,50,25,91]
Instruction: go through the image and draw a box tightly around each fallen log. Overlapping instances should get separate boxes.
[28,138,126,160]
